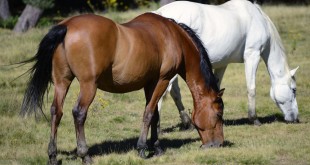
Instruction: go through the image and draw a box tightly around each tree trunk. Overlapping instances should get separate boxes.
[0,0,11,20]
[13,4,43,33]
[160,0,174,6]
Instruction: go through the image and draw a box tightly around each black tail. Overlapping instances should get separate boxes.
[178,23,219,92]
[20,25,67,119]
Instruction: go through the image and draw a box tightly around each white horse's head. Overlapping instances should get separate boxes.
[270,66,299,122]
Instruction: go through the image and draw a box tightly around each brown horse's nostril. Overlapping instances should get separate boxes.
[201,142,222,149]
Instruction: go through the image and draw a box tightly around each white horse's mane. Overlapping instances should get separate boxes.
[254,4,286,57]
[253,3,291,78]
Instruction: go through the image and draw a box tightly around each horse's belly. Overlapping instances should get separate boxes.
[96,76,147,93]
[207,40,245,69]
[97,82,145,93]
[96,65,153,93]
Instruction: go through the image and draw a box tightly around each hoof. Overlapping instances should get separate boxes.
[48,158,58,165]
[179,111,194,131]
[138,147,148,159]
[179,122,195,131]
[154,146,164,157]
[82,155,92,165]
[286,119,300,124]
[253,119,262,126]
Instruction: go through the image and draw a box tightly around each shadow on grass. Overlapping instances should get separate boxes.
[161,123,185,133]
[224,113,287,126]
[223,140,234,147]
[59,137,234,161]
[162,113,291,130]
[59,136,200,159]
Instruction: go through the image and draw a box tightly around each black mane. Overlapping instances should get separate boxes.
[177,22,219,92]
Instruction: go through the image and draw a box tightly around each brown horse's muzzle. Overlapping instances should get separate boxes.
[195,122,224,149]
[200,140,223,149]
[194,108,224,149]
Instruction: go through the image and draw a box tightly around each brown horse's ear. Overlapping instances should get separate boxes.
[218,88,225,98]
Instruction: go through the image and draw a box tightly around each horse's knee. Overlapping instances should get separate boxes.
[143,110,154,123]
[247,88,256,98]
[51,105,63,126]
[72,107,87,124]
[51,105,63,115]
[50,106,56,115]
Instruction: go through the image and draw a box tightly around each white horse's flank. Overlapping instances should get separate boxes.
[155,0,299,125]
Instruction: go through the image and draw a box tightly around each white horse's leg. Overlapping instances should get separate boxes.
[157,79,172,134]
[157,94,164,134]
[244,49,261,125]
[169,76,194,130]
[214,67,227,88]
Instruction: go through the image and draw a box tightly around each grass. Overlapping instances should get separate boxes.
[0,4,310,165]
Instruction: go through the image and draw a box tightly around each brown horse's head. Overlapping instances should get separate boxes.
[177,23,225,148]
[194,88,225,148]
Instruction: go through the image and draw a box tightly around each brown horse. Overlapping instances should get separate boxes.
[21,13,225,164]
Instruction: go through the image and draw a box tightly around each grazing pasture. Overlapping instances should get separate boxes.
[0,5,309,165]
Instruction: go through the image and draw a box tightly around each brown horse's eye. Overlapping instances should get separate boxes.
[217,112,223,120]
[215,98,224,110]
[215,100,224,121]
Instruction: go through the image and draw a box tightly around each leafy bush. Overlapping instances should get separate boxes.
[0,16,18,29]
[36,17,54,27]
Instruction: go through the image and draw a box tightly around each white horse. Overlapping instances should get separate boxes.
[154,0,299,127]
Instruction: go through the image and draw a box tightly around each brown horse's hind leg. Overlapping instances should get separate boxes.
[137,80,169,158]
[72,81,97,164]
[48,79,72,165]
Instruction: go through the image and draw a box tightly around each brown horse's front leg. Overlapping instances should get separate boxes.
[137,105,153,159]
[150,108,164,156]
[137,80,169,158]
[72,82,96,164]
[137,105,163,158]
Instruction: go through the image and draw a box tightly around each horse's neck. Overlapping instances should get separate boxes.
[186,77,213,110]
[183,63,217,111]
[262,22,291,85]
[246,4,291,86]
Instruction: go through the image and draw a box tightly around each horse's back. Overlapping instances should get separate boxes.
[156,0,271,68]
